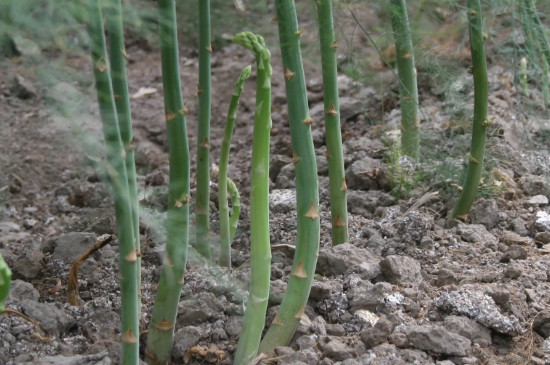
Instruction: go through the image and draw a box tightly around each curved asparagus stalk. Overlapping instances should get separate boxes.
[195,0,212,260]
[86,1,139,363]
[219,65,251,268]
[449,0,488,221]
[259,0,320,353]
[232,32,272,365]
[227,177,241,243]
[145,0,191,363]
[0,254,12,313]
[104,0,141,310]
[390,0,420,158]
[315,0,349,245]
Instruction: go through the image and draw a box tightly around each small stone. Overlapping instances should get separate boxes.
[434,268,457,287]
[446,356,481,365]
[13,242,43,280]
[344,137,385,158]
[388,331,409,348]
[310,316,327,336]
[534,232,550,245]
[270,155,293,182]
[275,164,296,189]
[360,317,394,348]
[444,315,492,347]
[274,346,295,358]
[457,224,496,244]
[54,232,97,264]
[394,211,434,243]
[82,309,120,342]
[172,326,202,360]
[339,96,364,121]
[311,128,325,148]
[296,334,318,350]
[278,348,319,365]
[177,293,223,326]
[404,324,471,356]
[0,221,20,232]
[269,189,296,214]
[10,74,37,99]
[47,82,83,106]
[347,191,379,218]
[346,157,391,191]
[379,255,423,287]
[145,170,167,186]
[326,323,346,336]
[317,243,380,278]
[23,218,37,229]
[500,245,528,262]
[511,217,529,236]
[20,299,73,336]
[470,199,500,229]
[501,230,531,246]
[535,211,550,232]
[533,311,550,338]
[354,309,379,327]
[518,175,550,196]
[525,195,549,207]
[322,339,355,361]
[317,293,348,322]
[348,282,391,312]
[436,289,524,335]
[316,153,329,175]
[225,316,242,337]
[8,280,39,303]
[17,352,110,365]
[504,265,522,279]
[12,35,41,56]
[269,279,286,305]
[310,280,335,301]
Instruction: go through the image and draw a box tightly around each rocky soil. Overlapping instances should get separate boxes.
[2,12,550,365]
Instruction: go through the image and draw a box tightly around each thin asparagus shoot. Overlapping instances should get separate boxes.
[219,65,251,268]
[390,0,420,158]
[449,0,489,221]
[315,0,349,245]
[195,0,212,260]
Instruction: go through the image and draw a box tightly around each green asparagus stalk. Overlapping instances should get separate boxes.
[259,0,320,353]
[145,0,191,363]
[315,0,348,245]
[390,0,420,158]
[0,254,12,313]
[232,32,272,365]
[227,177,241,243]
[219,65,251,268]
[195,0,212,260]
[104,0,141,310]
[86,1,139,363]
[449,0,489,221]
